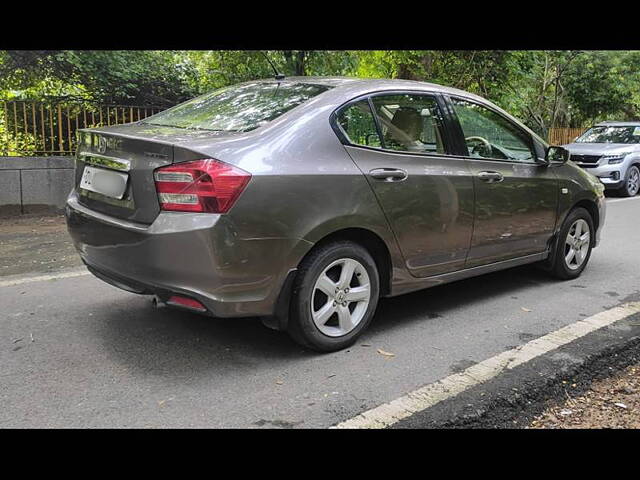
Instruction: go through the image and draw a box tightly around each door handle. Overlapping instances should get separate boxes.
[477,171,504,183]
[369,168,408,181]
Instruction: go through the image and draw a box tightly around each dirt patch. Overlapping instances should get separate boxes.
[530,363,640,428]
[0,214,82,277]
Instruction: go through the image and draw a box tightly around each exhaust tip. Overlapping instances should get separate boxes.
[152,295,167,309]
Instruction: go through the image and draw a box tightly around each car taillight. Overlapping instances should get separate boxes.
[154,159,251,213]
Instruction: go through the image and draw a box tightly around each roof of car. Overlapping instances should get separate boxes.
[254,76,485,101]
[594,121,640,127]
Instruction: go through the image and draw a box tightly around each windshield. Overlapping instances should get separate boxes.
[143,82,332,132]
[576,126,640,144]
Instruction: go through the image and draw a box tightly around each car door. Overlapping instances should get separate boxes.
[444,95,559,268]
[334,92,474,278]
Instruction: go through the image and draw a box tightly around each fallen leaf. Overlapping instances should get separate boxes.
[614,402,628,409]
[275,380,284,385]
[521,307,532,312]
[377,349,395,358]
[327,374,336,379]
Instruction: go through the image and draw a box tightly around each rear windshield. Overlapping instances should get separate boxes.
[143,82,332,132]
[576,126,640,144]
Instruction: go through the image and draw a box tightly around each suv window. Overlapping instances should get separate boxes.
[144,82,332,132]
[371,94,447,154]
[451,97,535,163]
[336,100,381,148]
[576,125,640,144]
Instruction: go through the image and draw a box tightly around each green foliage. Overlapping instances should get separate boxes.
[2,50,639,135]
[0,50,198,106]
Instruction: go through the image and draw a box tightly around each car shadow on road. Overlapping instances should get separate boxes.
[91,262,561,380]
[368,263,556,335]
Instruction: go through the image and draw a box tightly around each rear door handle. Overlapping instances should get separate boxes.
[478,171,504,183]
[369,168,408,182]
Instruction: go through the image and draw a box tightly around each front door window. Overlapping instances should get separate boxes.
[451,98,535,163]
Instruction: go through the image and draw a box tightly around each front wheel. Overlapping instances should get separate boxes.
[547,207,594,280]
[288,241,380,352]
[618,165,640,197]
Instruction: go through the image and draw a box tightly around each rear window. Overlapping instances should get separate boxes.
[143,82,332,132]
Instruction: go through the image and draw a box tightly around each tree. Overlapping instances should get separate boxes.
[0,50,198,106]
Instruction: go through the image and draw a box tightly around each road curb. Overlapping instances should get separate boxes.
[390,308,640,428]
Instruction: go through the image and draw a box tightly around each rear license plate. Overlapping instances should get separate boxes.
[80,165,128,199]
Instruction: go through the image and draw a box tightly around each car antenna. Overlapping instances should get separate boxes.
[261,52,285,81]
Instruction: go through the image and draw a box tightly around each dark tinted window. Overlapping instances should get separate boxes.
[576,126,640,144]
[144,82,332,132]
[336,100,381,147]
[371,94,447,154]
[451,98,534,163]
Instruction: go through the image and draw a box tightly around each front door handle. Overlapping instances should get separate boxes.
[369,168,408,182]
[478,171,504,183]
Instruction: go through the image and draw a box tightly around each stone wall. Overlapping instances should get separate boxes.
[0,157,75,216]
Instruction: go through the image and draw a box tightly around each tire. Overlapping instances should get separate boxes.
[618,165,640,197]
[547,207,594,280]
[287,240,380,352]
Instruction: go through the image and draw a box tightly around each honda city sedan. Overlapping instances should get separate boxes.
[66,77,606,351]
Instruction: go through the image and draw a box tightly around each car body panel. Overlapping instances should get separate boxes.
[463,159,559,267]
[344,145,474,277]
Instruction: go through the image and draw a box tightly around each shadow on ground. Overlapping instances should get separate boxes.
[89,262,562,380]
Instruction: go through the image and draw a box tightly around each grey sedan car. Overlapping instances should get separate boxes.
[66,77,606,352]
[563,122,640,197]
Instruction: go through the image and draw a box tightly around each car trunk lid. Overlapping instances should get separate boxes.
[74,124,233,224]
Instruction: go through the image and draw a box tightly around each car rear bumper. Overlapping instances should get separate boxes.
[65,190,310,318]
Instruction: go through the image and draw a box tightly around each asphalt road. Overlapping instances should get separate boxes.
[1,197,639,428]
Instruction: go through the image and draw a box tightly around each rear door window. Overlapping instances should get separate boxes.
[371,94,448,154]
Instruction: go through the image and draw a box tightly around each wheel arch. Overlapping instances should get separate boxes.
[307,227,393,297]
[572,198,600,234]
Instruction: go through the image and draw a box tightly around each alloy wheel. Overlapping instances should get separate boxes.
[564,219,591,271]
[311,258,371,337]
[627,167,640,196]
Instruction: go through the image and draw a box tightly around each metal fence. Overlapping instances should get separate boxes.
[1,101,589,157]
[1,100,165,156]
[547,127,586,146]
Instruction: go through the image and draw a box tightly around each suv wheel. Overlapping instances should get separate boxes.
[288,241,380,352]
[547,207,594,280]
[619,165,640,197]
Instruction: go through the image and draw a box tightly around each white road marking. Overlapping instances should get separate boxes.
[0,269,90,288]
[332,301,640,429]
[606,196,640,204]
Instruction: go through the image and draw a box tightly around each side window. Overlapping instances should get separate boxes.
[371,94,447,154]
[336,100,381,148]
[450,97,535,163]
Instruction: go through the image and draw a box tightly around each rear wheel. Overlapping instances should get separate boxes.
[288,241,379,352]
[547,207,594,280]
[618,165,640,197]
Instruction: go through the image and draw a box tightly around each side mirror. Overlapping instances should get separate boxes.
[546,145,570,164]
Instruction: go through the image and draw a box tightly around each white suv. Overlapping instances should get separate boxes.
[564,122,640,197]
